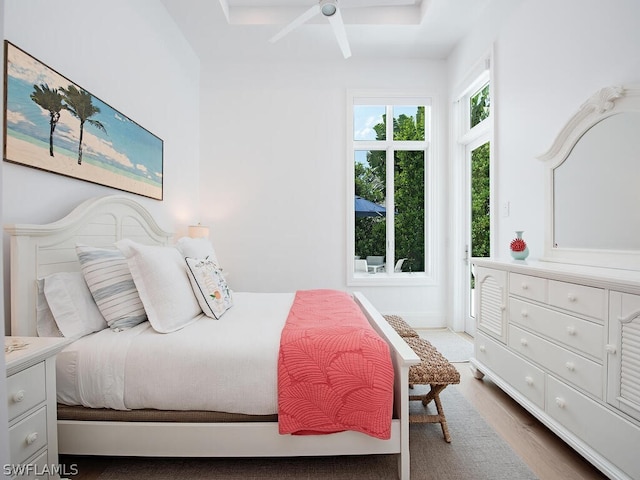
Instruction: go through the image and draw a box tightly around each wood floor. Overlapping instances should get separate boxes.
[59,356,610,479]
[454,359,608,480]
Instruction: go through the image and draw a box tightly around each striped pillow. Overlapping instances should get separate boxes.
[76,244,147,330]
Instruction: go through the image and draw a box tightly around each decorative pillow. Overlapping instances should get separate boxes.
[36,279,62,337]
[185,257,233,319]
[176,236,219,264]
[42,271,108,338]
[76,244,147,331]
[116,239,202,333]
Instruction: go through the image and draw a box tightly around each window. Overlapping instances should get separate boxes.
[469,84,491,259]
[348,93,432,284]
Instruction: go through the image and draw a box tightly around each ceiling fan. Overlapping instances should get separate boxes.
[269,0,414,59]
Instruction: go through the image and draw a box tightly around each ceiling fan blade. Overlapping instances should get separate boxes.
[339,0,415,7]
[218,0,229,22]
[327,8,352,59]
[269,4,321,43]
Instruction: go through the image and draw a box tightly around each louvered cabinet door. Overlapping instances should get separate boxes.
[475,266,508,343]
[608,291,640,422]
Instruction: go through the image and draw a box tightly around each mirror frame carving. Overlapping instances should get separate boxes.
[538,84,640,270]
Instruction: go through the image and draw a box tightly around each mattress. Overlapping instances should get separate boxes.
[56,292,294,415]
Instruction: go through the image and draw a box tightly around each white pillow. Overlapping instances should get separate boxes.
[36,279,62,337]
[41,272,108,339]
[185,258,233,319]
[76,244,148,331]
[116,239,202,333]
[176,237,219,264]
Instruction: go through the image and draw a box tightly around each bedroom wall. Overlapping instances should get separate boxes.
[200,58,449,326]
[0,0,12,468]
[2,0,200,331]
[448,0,640,261]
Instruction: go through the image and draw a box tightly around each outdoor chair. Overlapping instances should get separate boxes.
[354,259,368,272]
[366,256,385,273]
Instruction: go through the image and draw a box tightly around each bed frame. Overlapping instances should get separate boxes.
[4,194,421,479]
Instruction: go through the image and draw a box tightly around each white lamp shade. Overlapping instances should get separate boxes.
[188,224,210,238]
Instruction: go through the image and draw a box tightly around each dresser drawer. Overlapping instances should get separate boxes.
[547,375,640,480]
[6,363,46,421]
[475,332,545,409]
[508,325,603,398]
[509,298,604,360]
[509,273,546,303]
[548,280,605,321]
[9,406,47,465]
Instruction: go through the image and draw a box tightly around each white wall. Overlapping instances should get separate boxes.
[448,0,640,261]
[0,0,13,471]
[200,58,449,325]
[2,0,201,331]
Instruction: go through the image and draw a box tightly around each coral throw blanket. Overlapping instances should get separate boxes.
[278,289,394,439]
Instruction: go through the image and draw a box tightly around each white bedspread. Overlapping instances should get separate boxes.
[56,292,294,415]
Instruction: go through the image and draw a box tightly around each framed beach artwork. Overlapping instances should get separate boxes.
[2,41,163,200]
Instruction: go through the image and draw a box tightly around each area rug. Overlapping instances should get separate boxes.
[419,328,474,363]
[94,387,536,480]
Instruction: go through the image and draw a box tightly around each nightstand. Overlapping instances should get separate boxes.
[5,336,67,479]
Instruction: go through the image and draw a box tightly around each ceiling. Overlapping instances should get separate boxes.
[160,0,494,61]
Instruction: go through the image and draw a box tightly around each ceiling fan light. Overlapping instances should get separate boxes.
[321,2,337,16]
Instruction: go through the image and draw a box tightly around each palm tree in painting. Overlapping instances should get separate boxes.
[60,85,106,165]
[30,83,65,157]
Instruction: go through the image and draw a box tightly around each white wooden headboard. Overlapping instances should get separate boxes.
[4,195,173,336]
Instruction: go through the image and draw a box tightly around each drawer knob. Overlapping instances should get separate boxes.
[605,344,617,354]
[567,293,577,302]
[525,376,534,386]
[565,361,575,371]
[521,283,528,290]
[566,326,576,336]
[521,310,528,318]
[25,432,38,445]
[520,338,528,347]
[479,345,486,353]
[12,390,25,403]
[555,397,566,408]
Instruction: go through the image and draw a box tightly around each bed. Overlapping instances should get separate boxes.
[4,194,420,479]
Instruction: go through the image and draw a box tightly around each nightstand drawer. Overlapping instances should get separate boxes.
[509,273,546,303]
[7,450,49,480]
[6,363,46,421]
[9,406,47,465]
[548,280,605,320]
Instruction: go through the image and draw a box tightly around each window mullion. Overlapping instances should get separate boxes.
[386,146,395,271]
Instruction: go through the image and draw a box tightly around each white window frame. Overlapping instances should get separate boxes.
[347,90,437,286]
[450,51,494,333]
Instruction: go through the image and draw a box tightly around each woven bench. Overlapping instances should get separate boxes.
[383,315,461,443]
[383,314,419,338]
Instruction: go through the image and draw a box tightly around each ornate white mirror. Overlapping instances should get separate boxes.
[538,85,640,270]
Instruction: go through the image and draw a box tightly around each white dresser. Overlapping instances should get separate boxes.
[5,336,67,479]
[471,258,640,480]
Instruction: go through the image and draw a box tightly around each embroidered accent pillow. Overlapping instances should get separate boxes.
[76,244,147,331]
[185,258,233,319]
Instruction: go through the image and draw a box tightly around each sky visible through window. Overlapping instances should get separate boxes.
[354,105,421,165]
[354,105,420,141]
